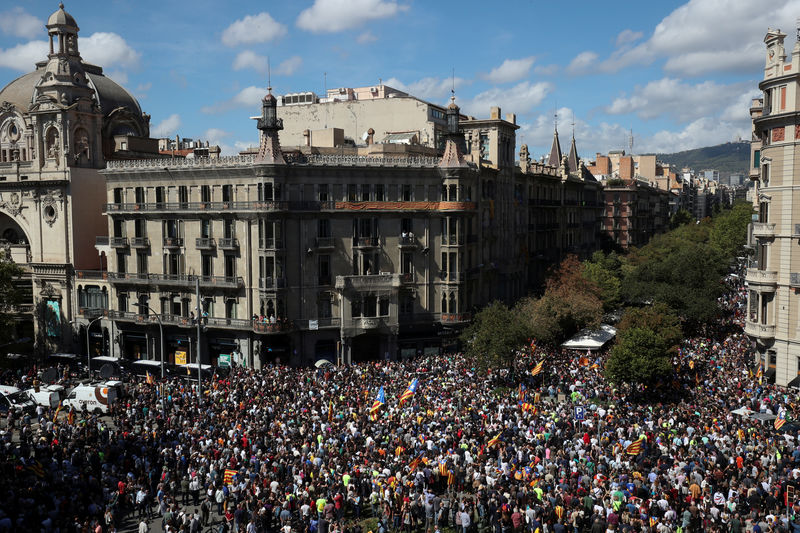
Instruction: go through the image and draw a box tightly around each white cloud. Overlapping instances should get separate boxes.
[384,76,469,102]
[483,57,535,84]
[464,81,553,116]
[566,51,598,75]
[297,0,409,33]
[152,114,182,137]
[357,31,377,44]
[615,29,643,47]
[641,117,748,153]
[534,64,559,76]
[82,32,140,69]
[0,7,43,39]
[276,56,302,76]
[605,78,751,122]
[221,12,287,47]
[201,86,267,114]
[0,40,47,71]
[232,50,269,73]
[203,128,232,143]
[599,0,800,75]
[134,82,152,99]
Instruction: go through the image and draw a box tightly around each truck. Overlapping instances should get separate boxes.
[61,385,118,414]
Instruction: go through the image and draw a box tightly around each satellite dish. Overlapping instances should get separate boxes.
[41,368,58,383]
[99,364,114,380]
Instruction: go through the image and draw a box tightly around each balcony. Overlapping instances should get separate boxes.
[314,237,335,249]
[439,271,465,283]
[95,236,109,246]
[353,317,384,330]
[750,168,760,180]
[195,237,215,250]
[109,237,129,248]
[258,277,287,290]
[439,313,472,324]
[744,320,776,340]
[79,307,108,318]
[400,272,415,284]
[294,317,341,330]
[218,238,239,250]
[130,237,150,248]
[335,273,401,291]
[352,236,380,248]
[75,270,108,280]
[752,222,776,238]
[745,268,778,286]
[398,235,418,248]
[163,237,183,248]
[107,272,243,289]
[259,238,284,251]
[104,200,290,214]
[253,321,292,334]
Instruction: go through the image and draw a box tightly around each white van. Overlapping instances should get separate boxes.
[62,385,117,414]
[0,385,36,415]
[26,384,65,409]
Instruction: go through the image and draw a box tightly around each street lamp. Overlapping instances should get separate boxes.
[134,303,165,379]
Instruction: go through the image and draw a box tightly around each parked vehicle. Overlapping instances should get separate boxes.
[129,359,173,378]
[61,385,117,414]
[0,385,36,415]
[26,384,66,409]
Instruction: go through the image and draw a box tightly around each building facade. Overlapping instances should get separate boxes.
[0,4,154,357]
[744,27,800,386]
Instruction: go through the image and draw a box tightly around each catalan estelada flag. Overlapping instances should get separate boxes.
[649,517,658,528]
[626,437,644,456]
[531,361,543,376]
[399,378,419,406]
[775,409,787,430]
[223,469,237,485]
[518,383,526,402]
[590,359,601,370]
[370,386,385,420]
[145,371,155,385]
[487,432,502,448]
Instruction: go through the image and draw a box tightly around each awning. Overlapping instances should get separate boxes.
[788,375,800,388]
[561,324,617,350]
[731,407,753,416]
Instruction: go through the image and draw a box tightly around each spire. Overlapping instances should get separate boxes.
[255,86,285,164]
[439,91,467,168]
[567,134,579,173]
[547,127,562,167]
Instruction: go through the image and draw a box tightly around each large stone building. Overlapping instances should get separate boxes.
[83,87,603,367]
[0,4,155,356]
[745,27,800,386]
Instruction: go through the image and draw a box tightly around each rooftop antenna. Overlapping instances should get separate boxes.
[571,111,575,139]
[553,100,558,132]
[451,67,455,97]
[629,127,634,155]
[267,56,271,91]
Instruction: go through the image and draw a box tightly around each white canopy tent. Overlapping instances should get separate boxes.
[561,324,617,351]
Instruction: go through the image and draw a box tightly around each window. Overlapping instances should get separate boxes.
[348,184,357,202]
[780,85,787,111]
[351,299,361,318]
[318,294,331,319]
[117,293,127,313]
[136,251,148,273]
[318,254,331,285]
[402,184,412,201]
[400,291,414,315]
[224,254,236,278]
[134,219,146,238]
[480,133,489,159]
[178,186,188,206]
[375,184,385,201]
[113,219,125,238]
[401,252,413,275]
[224,219,235,239]
[318,184,329,202]
[225,299,236,319]
[754,150,760,169]
[379,297,389,316]
[401,218,413,235]
[202,254,212,277]
[135,187,144,203]
[318,219,331,238]
[201,219,211,239]
[113,188,123,204]
[116,251,126,274]
[364,296,377,317]
[222,185,232,202]
[361,184,370,202]
[203,297,213,318]
[201,185,211,203]
[155,186,165,205]
[164,220,180,238]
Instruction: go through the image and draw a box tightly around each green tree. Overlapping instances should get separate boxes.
[605,326,673,385]
[709,201,754,259]
[461,301,528,370]
[519,255,603,345]
[616,303,682,357]
[583,251,623,311]
[669,208,693,229]
[0,252,24,347]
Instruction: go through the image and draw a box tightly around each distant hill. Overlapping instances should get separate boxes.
[647,141,750,178]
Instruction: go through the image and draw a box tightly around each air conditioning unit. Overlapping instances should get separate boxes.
[370,86,378,93]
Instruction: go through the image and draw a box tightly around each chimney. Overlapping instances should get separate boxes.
[490,106,501,120]
[505,113,516,125]
[619,156,634,180]
[367,128,375,145]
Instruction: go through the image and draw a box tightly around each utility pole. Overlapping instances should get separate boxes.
[195,276,202,400]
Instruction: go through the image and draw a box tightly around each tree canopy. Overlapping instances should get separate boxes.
[605,326,674,385]
[0,253,24,347]
[461,300,528,371]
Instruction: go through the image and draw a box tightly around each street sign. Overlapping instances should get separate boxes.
[175,350,187,365]
[574,405,586,421]
[219,353,231,368]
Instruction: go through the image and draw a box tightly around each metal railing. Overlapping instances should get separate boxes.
[130,237,150,248]
[258,277,287,290]
[195,238,215,249]
[107,272,243,288]
[95,236,109,246]
[109,237,128,247]
[399,235,418,247]
[218,238,239,249]
[439,312,472,324]
[352,236,380,248]
[314,237,334,249]
[259,238,284,250]
[163,237,183,247]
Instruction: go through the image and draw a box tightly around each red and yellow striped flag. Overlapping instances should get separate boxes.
[487,432,502,448]
[531,360,543,376]
[626,437,644,456]
[223,469,237,485]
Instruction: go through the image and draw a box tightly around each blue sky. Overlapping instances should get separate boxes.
[1,0,798,159]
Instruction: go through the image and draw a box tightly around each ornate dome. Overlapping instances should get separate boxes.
[47,3,78,30]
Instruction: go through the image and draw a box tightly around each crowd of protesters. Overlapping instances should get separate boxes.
[2,275,800,532]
